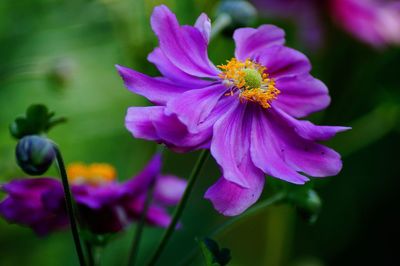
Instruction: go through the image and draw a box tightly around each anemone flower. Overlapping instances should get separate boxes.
[253,0,400,48]
[116,5,349,216]
[330,0,400,47]
[251,0,324,49]
[0,154,186,235]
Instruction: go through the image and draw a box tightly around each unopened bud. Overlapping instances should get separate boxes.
[16,136,56,175]
[215,0,257,31]
[288,189,322,224]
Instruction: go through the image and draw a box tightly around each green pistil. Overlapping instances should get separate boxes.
[242,68,262,89]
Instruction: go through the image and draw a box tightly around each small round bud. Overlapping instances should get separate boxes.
[296,190,322,223]
[287,189,322,224]
[215,0,257,31]
[16,136,56,175]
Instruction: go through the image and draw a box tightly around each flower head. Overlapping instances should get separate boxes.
[117,5,350,216]
[252,0,400,48]
[0,154,186,235]
[218,58,280,108]
[251,0,324,49]
[67,162,117,186]
[331,0,400,47]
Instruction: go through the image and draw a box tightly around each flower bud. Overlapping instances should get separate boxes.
[215,0,257,31]
[15,136,56,175]
[288,189,322,224]
[47,58,74,89]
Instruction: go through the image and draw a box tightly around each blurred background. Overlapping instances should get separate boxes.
[1,0,399,265]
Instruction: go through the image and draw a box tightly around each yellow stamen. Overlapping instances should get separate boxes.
[218,58,280,108]
[67,162,116,186]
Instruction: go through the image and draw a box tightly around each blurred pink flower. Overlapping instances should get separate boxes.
[253,0,400,48]
[331,0,400,47]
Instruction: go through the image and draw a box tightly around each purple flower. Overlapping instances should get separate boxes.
[0,154,186,235]
[251,0,324,49]
[0,178,68,236]
[253,0,400,48]
[116,5,350,216]
[330,0,400,47]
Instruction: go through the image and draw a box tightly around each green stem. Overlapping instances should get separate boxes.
[85,241,95,266]
[127,179,156,266]
[177,192,286,266]
[94,246,102,266]
[211,192,286,237]
[210,13,232,40]
[147,150,210,266]
[54,146,87,266]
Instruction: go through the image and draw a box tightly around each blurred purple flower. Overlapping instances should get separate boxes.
[0,178,68,236]
[0,154,186,235]
[330,0,400,47]
[253,0,400,48]
[117,5,350,216]
[251,0,324,49]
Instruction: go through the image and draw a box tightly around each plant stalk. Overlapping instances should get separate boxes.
[54,146,87,266]
[147,150,210,266]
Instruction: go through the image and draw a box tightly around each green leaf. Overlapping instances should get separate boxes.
[199,238,231,266]
[9,104,66,139]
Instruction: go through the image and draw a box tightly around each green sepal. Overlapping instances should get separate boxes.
[198,237,231,266]
[10,104,67,139]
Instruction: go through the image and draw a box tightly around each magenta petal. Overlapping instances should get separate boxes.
[252,108,344,181]
[116,65,191,105]
[256,45,311,79]
[0,178,67,235]
[331,0,400,47]
[273,74,330,117]
[166,84,227,133]
[251,108,309,184]
[126,199,172,228]
[125,106,160,142]
[204,161,265,216]
[153,175,187,206]
[145,205,174,228]
[150,5,218,78]
[276,108,351,141]
[147,48,211,87]
[1,178,61,198]
[125,106,212,152]
[195,13,211,43]
[72,184,123,209]
[211,102,254,188]
[122,154,162,195]
[234,25,285,61]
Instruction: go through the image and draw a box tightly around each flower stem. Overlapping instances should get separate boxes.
[147,150,210,266]
[127,179,156,266]
[85,241,95,266]
[210,192,286,237]
[54,146,87,266]
[177,192,286,266]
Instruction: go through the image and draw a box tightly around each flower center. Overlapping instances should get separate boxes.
[242,69,262,89]
[218,58,280,108]
[67,163,116,186]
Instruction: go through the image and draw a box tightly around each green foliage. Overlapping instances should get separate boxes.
[80,230,115,247]
[199,238,231,266]
[9,104,66,139]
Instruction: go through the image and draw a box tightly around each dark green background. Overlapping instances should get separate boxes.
[1,0,399,265]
